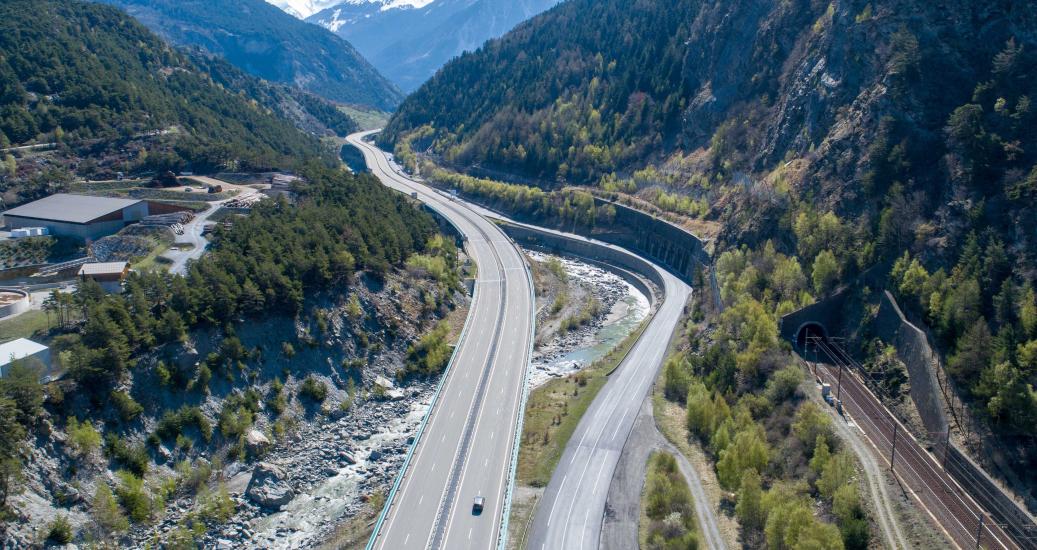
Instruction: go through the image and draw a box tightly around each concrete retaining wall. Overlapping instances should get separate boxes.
[872,291,948,438]
[498,222,664,297]
[588,197,709,284]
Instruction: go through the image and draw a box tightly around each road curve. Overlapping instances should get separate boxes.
[528,238,692,550]
[347,131,535,550]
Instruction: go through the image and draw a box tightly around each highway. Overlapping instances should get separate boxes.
[347,131,535,550]
[809,339,1020,550]
[528,247,691,550]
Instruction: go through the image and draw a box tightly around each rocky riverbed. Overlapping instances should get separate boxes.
[525,250,650,388]
[144,381,437,549]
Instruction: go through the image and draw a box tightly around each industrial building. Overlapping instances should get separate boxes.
[78,261,130,292]
[2,194,149,240]
[0,338,50,378]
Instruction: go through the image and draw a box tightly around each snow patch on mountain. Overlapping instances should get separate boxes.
[267,0,429,19]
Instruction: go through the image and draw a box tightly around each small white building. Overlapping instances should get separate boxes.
[0,338,50,378]
[10,227,49,238]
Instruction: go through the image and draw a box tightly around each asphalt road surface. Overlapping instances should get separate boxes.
[347,131,535,550]
[164,186,259,275]
[528,247,691,550]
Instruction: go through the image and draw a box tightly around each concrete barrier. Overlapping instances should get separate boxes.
[498,222,664,296]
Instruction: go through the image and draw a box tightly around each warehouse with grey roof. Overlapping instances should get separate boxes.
[2,194,149,240]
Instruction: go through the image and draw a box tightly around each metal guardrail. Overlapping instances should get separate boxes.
[496,232,537,550]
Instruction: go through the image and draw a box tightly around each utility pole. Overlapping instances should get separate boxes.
[975,514,984,550]
[890,422,898,471]
[836,360,844,401]
[943,431,951,469]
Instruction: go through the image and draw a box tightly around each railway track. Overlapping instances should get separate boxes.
[807,338,1026,549]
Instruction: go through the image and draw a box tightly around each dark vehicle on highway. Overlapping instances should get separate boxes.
[472,496,485,515]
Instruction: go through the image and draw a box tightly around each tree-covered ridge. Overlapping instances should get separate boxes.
[101,0,403,109]
[0,165,446,536]
[0,0,332,174]
[60,164,436,390]
[386,0,1037,494]
[382,0,695,183]
[188,52,359,139]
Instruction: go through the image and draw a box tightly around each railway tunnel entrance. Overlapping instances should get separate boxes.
[795,322,828,352]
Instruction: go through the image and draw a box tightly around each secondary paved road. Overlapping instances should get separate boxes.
[528,246,691,550]
[348,131,535,550]
[602,395,726,550]
[164,186,260,275]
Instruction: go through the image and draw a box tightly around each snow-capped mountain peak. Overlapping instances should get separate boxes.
[266,0,431,19]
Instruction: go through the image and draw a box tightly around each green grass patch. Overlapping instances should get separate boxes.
[69,179,147,192]
[0,309,49,341]
[148,200,211,213]
[517,317,650,486]
[130,240,173,272]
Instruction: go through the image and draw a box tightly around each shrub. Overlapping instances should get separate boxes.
[46,514,73,544]
[405,321,451,376]
[643,452,698,549]
[817,451,856,500]
[716,426,770,490]
[299,376,328,402]
[110,390,144,422]
[92,483,128,533]
[176,459,212,495]
[663,354,692,402]
[764,366,802,403]
[268,379,287,415]
[66,417,101,457]
[104,434,148,477]
[115,470,153,523]
[792,402,833,454]
[197,483,235,523]
[155,406,212,443]
[219,390,260,439]
[195,364,212,389]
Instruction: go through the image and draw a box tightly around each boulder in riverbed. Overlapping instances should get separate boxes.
[246,463,294,509]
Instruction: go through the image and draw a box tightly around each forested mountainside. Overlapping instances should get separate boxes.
[0,0,355,204]
[100,0,402,109]
[386,0,1037,500]
[309,0,561,92]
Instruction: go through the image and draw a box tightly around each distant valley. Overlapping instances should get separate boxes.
[102,0,402,109]
[269,0,563,92]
